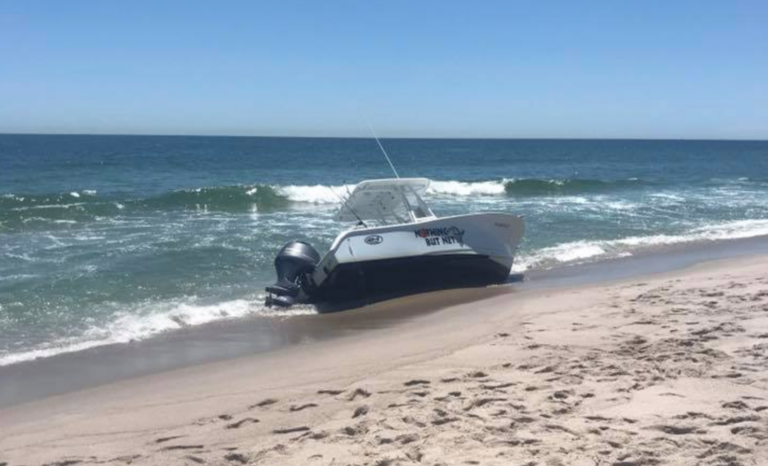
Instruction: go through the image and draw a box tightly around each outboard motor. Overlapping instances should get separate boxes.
[265,241,320,307]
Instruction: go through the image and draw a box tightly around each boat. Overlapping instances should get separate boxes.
[265,177,525,307]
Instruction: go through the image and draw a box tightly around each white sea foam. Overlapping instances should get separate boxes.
[513,242,607,271]
[276,184,355,204]
[427,180,506,196]
[0,273,39,282]
[12,203,86,211]
[513,218,768,272]
[0,298,318,367]
[274,180,507,204]
[649,192,685,202]
[4,252,36,262]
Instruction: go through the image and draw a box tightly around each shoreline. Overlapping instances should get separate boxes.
[1,250,767,464]
[2,234,768,409]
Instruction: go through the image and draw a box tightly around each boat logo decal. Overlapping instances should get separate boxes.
[414,226,465,247]
[365,235,384,245]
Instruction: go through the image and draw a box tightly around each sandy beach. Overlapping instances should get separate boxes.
[2,254,767,466]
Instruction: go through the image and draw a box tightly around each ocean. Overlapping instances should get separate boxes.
[1,135,767,367]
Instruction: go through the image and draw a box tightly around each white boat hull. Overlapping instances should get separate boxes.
[304,212,524,302]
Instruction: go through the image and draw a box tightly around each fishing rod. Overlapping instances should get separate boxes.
[329,185,367,227]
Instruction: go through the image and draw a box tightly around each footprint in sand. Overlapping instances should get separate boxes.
[317,389,344,395]
[161,444,205,452]
[402,415,427,428]
[731,425,766,438]
[464,397,506,411]
[711,415,760,426]
[513,415,537,424]
[481,381,517,390]
[405,447,424,462]
[543,423,579,436]
[347,388,371,400]
[432,416,459,426]
[273,426,310,434]
[387,402,408,408]
[289,403,318,412]
[249,398,278,409]
[224,452,249,464]
[551,390,573,400]
[649,424,705,435]
[226,417,259,429]
[404,379,431,387]
[309,430,330,440]
[395,434,419,445]
[154,435,186,444]
[535,365,557,374]
[434,390,463,401]
[341,423,369,436]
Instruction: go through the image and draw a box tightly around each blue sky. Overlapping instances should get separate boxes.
[1,1,766,139]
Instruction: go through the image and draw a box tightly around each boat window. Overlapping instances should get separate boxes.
[335,179,434,225]
[402,187,434,219]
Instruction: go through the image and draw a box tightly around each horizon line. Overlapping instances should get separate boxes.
[1,132,767,143]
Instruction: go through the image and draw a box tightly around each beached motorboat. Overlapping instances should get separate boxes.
[265,177,525,307]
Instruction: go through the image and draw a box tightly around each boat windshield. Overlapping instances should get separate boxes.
[336,178,435,226]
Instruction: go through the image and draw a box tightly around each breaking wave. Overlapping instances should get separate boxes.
[427,178,654,197]
[428,180,506,196]
[0,186,301,228]
[0,297,317,367]
[0,184,347,225]
[0,177,760,230]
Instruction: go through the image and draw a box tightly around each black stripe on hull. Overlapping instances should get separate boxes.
[308,254,511,303]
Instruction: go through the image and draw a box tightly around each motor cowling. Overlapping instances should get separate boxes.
[265,241,320,307]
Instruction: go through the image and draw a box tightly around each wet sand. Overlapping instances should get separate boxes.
[1,252,767,465]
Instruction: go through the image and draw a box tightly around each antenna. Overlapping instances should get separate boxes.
[364,117,400,179]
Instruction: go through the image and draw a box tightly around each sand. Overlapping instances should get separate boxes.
[1,255,767,466]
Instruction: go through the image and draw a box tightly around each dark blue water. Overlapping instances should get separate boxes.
[2,135,767,365]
